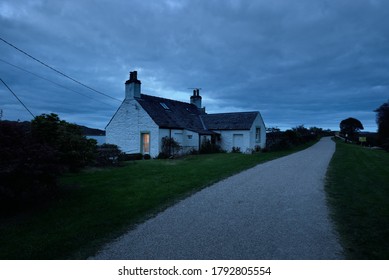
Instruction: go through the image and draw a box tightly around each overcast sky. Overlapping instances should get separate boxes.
[1,0,388,131]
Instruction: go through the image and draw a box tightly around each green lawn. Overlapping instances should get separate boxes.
[0,142,315,260]
[326,139,389,259]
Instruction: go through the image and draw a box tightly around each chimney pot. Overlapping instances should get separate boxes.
[125,70,141,99]
[190,88,202,109]
[130,71,138,82]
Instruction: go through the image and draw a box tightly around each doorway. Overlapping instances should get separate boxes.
[141,133,150,154]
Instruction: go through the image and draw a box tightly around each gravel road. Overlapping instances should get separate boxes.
[92,137,344,260]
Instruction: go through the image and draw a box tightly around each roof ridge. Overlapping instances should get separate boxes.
[139,93,193,106]
[206,111,259,116]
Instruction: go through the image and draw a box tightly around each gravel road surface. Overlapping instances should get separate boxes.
[92,137,344,259]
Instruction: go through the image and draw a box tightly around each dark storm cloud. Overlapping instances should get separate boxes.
[1,0,388,130]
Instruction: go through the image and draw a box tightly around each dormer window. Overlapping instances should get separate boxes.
[160,102,170,110]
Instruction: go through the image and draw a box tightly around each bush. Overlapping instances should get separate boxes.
[199,139,224,154]
[119,153,143,161]
[95,144,122,166]
[0,114,100,213]
[0,121,61,213]
[266,125,320,151]
[143,154,151,160]
[156,152,170,159]
[159,136,181,158]
[31,113,97,172]
[188,148,199,155]
[381,140,389,152]
[231,146,241,153]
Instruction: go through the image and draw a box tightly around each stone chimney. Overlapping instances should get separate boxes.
[190,88,202,109]
[125,71,141,99]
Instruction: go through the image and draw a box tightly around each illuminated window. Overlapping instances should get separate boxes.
[141,133,150,154]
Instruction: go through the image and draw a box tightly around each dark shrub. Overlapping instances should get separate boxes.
[0,121,61,213]
[156,152,169,159]
[0,114,101,213]
[231,146,241,153]
[31,113,97,172]
[188,148,199,155]
[143,154,151,160]
[119,153,143,161]
[199,139,223,154]
[159,136,181,158]
[95,144,122,166]
[381,141,389,152]
[284,129,300,145]
[266,125,321,151]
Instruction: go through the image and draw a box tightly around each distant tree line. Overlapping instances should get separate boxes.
[265,125,332,151]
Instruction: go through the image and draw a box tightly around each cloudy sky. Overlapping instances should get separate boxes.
[1,0,388,131]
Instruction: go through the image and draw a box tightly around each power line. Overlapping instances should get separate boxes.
[0,36,121,102]
[0,58,114,106]
[0,77,35,118]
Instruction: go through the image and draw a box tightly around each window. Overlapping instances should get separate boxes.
[187,135,193,139]
[255,127,261,142]
[160,102,170,110]
[141,133,150,154]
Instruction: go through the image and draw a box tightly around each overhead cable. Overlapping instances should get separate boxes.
[0,58,113,107]
[0,77,35,118]
[0,36,121,102]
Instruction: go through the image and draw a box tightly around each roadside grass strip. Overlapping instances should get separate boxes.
[326,139,389,259]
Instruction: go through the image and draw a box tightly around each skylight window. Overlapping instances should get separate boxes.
[160,102,170,110]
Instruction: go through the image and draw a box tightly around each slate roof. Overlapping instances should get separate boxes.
[136,94,259,133]
[136,94,212,134]
[201,112,259,130]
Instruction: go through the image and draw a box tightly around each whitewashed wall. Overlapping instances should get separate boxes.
[213,113,266,152]
[249,113,267,149]
[214,130,251,152]
[106,100,159,157]
[182,130,199,153]
[159,129,200,154]
[159,129,170,142]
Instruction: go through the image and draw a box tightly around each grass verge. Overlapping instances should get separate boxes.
[0,141,316,259]
[325,138,389,259]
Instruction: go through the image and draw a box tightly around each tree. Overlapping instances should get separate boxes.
[374,101,389,149]
[31,113,97,171]
[375,101,389,138]
[1,114,100,212]
[340,117,364,141]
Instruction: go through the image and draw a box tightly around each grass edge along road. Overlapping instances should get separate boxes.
[0,142,316,260]
[325,138,389,259]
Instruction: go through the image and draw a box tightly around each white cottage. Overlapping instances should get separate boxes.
[106,71,266,157]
